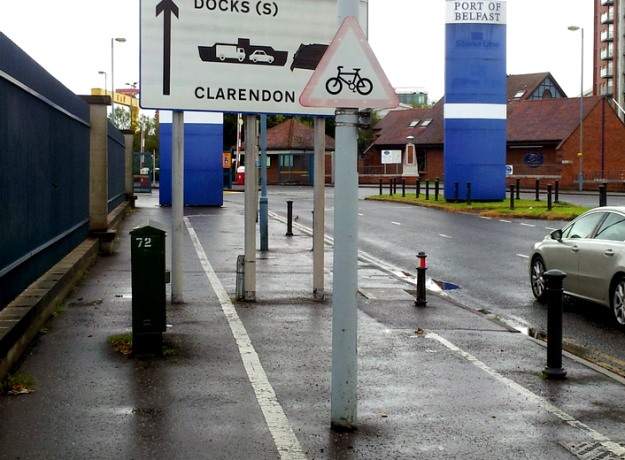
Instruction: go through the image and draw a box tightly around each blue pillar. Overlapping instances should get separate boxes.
[444,0,507,201]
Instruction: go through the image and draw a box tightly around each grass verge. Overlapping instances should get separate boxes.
[365,194,591,221]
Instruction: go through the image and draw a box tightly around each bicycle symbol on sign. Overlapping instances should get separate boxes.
[325,66,373,96]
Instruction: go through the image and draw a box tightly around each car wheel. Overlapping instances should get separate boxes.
[612,277,625,326]
[531,256,547,302]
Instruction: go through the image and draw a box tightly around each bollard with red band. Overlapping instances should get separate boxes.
[415,252,427,307]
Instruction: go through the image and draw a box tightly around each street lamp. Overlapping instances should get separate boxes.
[98,71,107,96]
[111,37,126,121]
[568,25,584,191]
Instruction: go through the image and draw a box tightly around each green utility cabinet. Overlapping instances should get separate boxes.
[130,220,167,355]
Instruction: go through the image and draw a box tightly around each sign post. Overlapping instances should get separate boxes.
[141,0,368,115]
[300,8,398,430]
[171,110,184,303]
[141,0,365,303]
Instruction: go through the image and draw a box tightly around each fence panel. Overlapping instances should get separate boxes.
[0,33,90,309]
[108,123,126,212]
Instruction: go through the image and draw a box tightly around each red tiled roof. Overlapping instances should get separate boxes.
[507,97,601,144]
[372,96,602,148]
[506,72,566,100]
[266,119,335,150]
[372,100,444,146]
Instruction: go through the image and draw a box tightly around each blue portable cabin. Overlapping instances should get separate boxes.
[159,111,224,206]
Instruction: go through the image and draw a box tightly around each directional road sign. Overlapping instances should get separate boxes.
[140,0,367,115]
[299,16,399,109]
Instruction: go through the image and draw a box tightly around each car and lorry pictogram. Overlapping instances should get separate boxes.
[198,38,288,66]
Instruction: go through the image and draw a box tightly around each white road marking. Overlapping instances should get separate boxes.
[358,213,364,216]
[546,227,558,231]
[499,219,512,223]
[184,217,305,460]
[439,234,453,239]
[391,221,401,226]
[517,254,529,259]
[427,332,625,457]
[520,223,535,228]
[479,216,492,220]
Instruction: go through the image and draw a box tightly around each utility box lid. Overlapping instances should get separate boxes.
[130,219,167,236]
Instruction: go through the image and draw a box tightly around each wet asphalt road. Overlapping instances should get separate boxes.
[5,189,625,458]
[258,186,625,377]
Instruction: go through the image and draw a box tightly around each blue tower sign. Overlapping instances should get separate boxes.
[444,0,507,201]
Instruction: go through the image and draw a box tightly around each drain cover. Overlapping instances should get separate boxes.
[560,441,625,459]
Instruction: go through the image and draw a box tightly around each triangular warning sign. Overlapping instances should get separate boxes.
[300,16,399,109]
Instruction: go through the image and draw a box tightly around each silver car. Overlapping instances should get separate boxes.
[530,206,625,326]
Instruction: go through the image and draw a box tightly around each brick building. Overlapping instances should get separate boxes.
[241,119,335,185]
[362,73,625,191]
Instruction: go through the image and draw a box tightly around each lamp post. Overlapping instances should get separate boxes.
[98,71,107,97]
[568,25,584,192]
[111,37,126,122]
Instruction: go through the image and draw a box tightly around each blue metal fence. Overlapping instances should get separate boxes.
[0,33,127,310]
[108,123,126,212]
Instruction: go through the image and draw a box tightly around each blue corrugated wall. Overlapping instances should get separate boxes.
[0,33,127,309]
[108,122,126,212]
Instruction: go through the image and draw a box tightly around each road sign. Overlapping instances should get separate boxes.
[381,150,401,164]
[140,0,367,115]
[299,16,399,109]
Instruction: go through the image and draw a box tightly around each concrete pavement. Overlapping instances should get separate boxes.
[1,190,625,459]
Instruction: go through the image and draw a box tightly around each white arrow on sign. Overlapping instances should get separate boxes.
[299,16,399,109]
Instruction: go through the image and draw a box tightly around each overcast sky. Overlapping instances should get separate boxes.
[1,0,593,106]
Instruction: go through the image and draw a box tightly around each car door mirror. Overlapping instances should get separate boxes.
[551,229,563,241]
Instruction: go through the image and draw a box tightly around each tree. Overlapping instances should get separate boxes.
[110,106,131,130]
[135,113,159,149]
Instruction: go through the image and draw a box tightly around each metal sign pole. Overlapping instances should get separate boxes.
[171,110,184,303]
[244,114,258,301]
[260,114,269,252]
[330,0,360,433]
[330,108,359,429]
[313,117,325,300]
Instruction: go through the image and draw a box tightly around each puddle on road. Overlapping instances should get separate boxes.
[431,279,461,291]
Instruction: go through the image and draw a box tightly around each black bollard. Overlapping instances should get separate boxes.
[510,185,515,210]
[379,179,382,196]
[542,269,567,380]
[554,180,559,203]
[547,184,552,211]
[425,180,430,200]
[286,200,294,236]
[516,178,521,200]
[434,178,440,201]
[535,179,540,201]
[416,179,421,198]
[389,178,393,196]
[599,184,607,207]
[466,183,472,205]
[402,179,406,198]
[415,252,427,307]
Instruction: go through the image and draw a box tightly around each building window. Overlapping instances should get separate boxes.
[416,148,427,172]
[513,90,526,99]
[280,154,294,168]
[408,120,420,127]
[528,77,564,100]
[421,119,432,127]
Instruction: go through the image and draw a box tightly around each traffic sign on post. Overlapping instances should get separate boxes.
[300,16,399,109]
[140,0,368,115]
